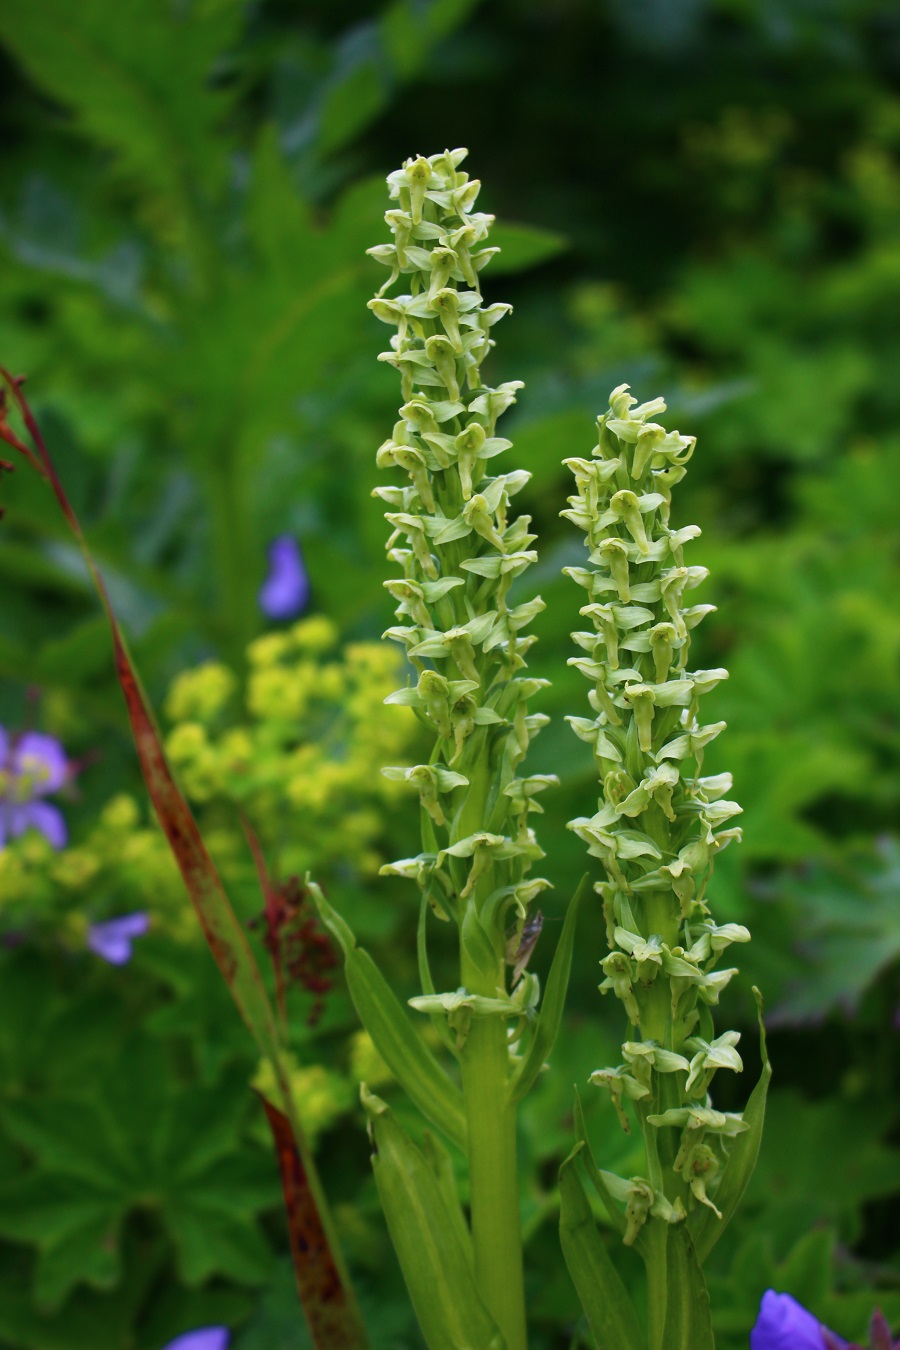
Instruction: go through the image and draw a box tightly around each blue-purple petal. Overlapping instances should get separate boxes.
[13,731,68,794]
[259,535,310,620]
[0,726,8,763]
[21,801,67,849]
[160,1329,230,1350]
[751,1291,846,1350]
[87,912,150,965]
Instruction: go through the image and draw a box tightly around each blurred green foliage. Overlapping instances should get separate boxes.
[0,0,898,1346]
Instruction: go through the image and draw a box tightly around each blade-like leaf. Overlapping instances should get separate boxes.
[263,1100,368,1348]
[0,370,369,1350]
[486,221,567,274]
[363,1089,505,1350]
[689,986,772,1262]
[558,1146,645,1350]
[509,875,590,1104]
[311,882,467,1151]
[571,1087,629,1245]
[659,1225,714,1350]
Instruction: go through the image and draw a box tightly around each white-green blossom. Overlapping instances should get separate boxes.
[563,383,749,1242]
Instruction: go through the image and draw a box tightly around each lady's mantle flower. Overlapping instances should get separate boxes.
[87,912,150,965]
[0,727,68,849]
[259,535,310,620]
[161,1330,230,1350]
[751,1291,849,1350]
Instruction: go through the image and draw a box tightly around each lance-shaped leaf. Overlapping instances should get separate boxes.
[311,882,467,1151]
[263,1099,368,1350]
[688,986,772,1262]
[363,1090,505,1350]
[509,875,590,1104]
[658,1224,714,1350]
[0,370,369,1350]
[571,1088,629,1245]
[558,1146,645,1350]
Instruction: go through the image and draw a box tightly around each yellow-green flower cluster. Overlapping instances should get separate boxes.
[0,620,415,946]
[164,617,415,881]
[564,385,750,1236]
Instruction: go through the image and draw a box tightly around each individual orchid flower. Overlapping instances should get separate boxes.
[259,535,310,620]
[87,911,150,965]
[0,727,69,849]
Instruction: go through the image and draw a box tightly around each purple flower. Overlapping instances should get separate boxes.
[751,1291,848,1350]
[259,535,310,620]
[161,1331,230,1350]
[87,912,150,965]
[0,727,69,849]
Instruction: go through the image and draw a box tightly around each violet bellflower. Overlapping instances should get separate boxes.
[160,1329,230,1350]
[0,727,68,849]
[259,535,310,620]
[87,912,150,965]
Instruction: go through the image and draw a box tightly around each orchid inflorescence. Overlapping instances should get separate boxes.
[368,149,552,1033]
[563,385,752,1237]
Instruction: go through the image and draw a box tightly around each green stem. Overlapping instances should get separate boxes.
[459,1003,527,1350]
[644,1218,668,1350]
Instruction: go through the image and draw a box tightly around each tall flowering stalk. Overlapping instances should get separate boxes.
[559,386,770,1347]
[310,148,590,1350]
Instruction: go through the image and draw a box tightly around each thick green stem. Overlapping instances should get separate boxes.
[459,1002,527,1350]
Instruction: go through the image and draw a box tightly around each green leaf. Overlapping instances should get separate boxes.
[509,875,590,1104]
[558,1146,644,1350]
[488,222,568,275]
[319,59,387,156]
[659,1225,714,1350]
[363,1089,505,1350]
[381,0,481,79]
[571,1087,630,1245]
[420,1130,473,1270]
[311,882,467,1151]
[689,987,772,1262]
[0,0,241,253]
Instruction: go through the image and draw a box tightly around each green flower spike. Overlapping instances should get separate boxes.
[561,386,769,1344]
[319,148,573,1350]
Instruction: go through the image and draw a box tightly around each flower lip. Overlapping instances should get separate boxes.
[259,535,310,620]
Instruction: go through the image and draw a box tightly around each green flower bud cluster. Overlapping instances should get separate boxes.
[563,384,750,1237]
[370,149,553,1019]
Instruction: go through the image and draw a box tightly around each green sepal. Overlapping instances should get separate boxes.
[363,1089,506,1350]
[509,875,590,1105]
[558,1145,645,1350]
[658,1224,714,1350]
[310,882,467,1151]
[688,986,772,1261]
